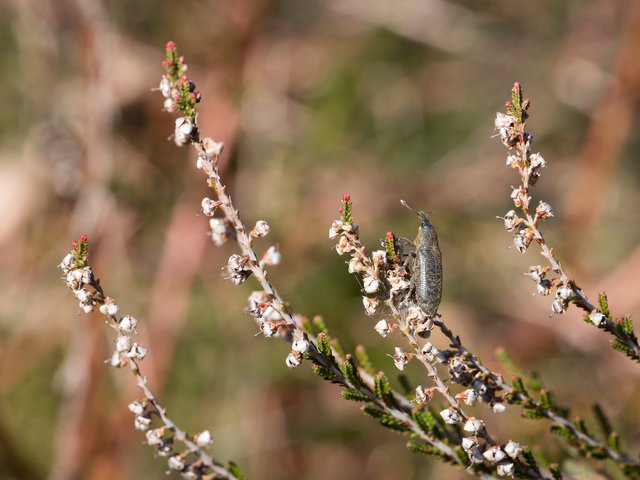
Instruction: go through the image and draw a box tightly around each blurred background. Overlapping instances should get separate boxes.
[1,0,639,479]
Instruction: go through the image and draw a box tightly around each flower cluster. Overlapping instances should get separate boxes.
[158,41,202,145]
[60,236,239,479]
[495,82,576,314]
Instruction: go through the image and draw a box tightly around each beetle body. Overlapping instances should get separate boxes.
[401,201,442,317]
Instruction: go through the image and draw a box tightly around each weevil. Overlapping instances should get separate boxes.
[400,200,442,317]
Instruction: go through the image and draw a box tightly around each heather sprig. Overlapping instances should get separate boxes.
[59,236,241,480]
[495,82,640,362]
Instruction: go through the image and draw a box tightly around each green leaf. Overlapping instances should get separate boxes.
[606,432,620,452]
[316,333,334,360]
[355,345,376,376]
[341,388,370,403]
[311,364,339,383]
[412,409,436,436]
[227,462,248,480]
[540,390,553,410]
[340,354,363,388]
[550,464,563,480]
[406,441,441,457]
[598,292,610,318]
[374,372,395,406]
[362,404,384,420]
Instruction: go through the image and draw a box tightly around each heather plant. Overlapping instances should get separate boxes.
[59,43,640,479]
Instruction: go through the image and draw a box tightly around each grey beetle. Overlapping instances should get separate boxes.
[400,200,442,317]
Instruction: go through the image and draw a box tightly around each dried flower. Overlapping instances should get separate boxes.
[439,407,461,425]
[174,117,194,146]
[513,228,534,253]
[202,137,224,157]
[285,351,303,369]
[291,331,310,354]
[391,347,410,371]
[374,319,393,338]
[251,220,270,238]
[119,315,139,333]
[116,335,132,353]
[590,311,605,327]
[497,461,515,477]
[168,455,185,471]
[463,417,484,434]
[529,152,546,169]
[362,296,379,316]
[504,440,522,459]
[501,210,521,232]
[194,430,213,447]
[414,385,428,404]
[128,401,145,416]
[362,271,380,294]
[201,197,218,216]
[261,245,282,266]
[456,388,478,406]
[492,402,506,414]
[535,201,553,220]
[134,415,152,431]
[209,218,229,246]
[483,446,506,463]
[99,296,119,316]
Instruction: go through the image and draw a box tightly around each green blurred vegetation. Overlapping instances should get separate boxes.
[1,1,639,479]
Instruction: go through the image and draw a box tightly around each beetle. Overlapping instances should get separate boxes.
[400,200,442,318]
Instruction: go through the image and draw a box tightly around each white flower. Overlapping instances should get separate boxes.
[371,250,387,267]
[201,197,217,216]
[159,76,172,97]
[506,154,519,168]
[285,351,302,369]
[59,253,76,273]
[168,455,185,471]
[119,315,138,333]
[457,388,478,406]
[335,236,354,255]
[292,332,309,354]
[127,343,147,360]
[128,401,145,416]
[406,306,426,324]
[526,265,545,282]
[146,428,164,446]
[501,210,521,232]
[439,407,461,425]
[362,271,380,294]
[492,402,506,414]
[262,245,282,266]
[209,218,228,246]
[251,220,270,238]
[328,220,344,239]
[590,311,605,327]
[529,152,546,169]
[99,297,119,316]
[555,283,573,300]
[420,342,438,362]
[463,417,484,433]
[497,461,515,477]
[260,320,277,337]
[109,352,125,368]
[362,296,378,316]
[348,256,366,274]
[66,269,84,290]
[552,299,567,314]
[163,97,176,112]
[391,347,410,371]
[174,117,194,147]
[495,112,516,129]
[81,303,94,314]
[374,319,393,338]
[483,446,506,463]
[202,137,224,157]
[461,437,477,452]
[535,201,553,219]
[134,415,151,431]
[414,385,428,404]
[194,430,213,447]
[504,440,522,459]
[116,335,131,353]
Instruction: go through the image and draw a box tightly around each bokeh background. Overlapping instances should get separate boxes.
[1,1,640,479]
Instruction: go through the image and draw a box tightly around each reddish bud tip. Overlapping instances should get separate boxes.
[513,81,521,90]
[342,193,351,202]
[523,98,530,108]
[166,41,176,50]
[505,100,512,109]
[79,234,88,242]
[178,56,184,63]
[180,75,188,84]
[161,60,168,67]
[189,92,196,100]
[338,207,344,214]
[71,241,78,249]
[386,231,394,240]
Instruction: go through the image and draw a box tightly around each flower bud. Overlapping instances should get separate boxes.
[285,351,303,369]
[374,319,393,337]
[439,407,461,425]
[483,446,506,463]
[251,220,270,238]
